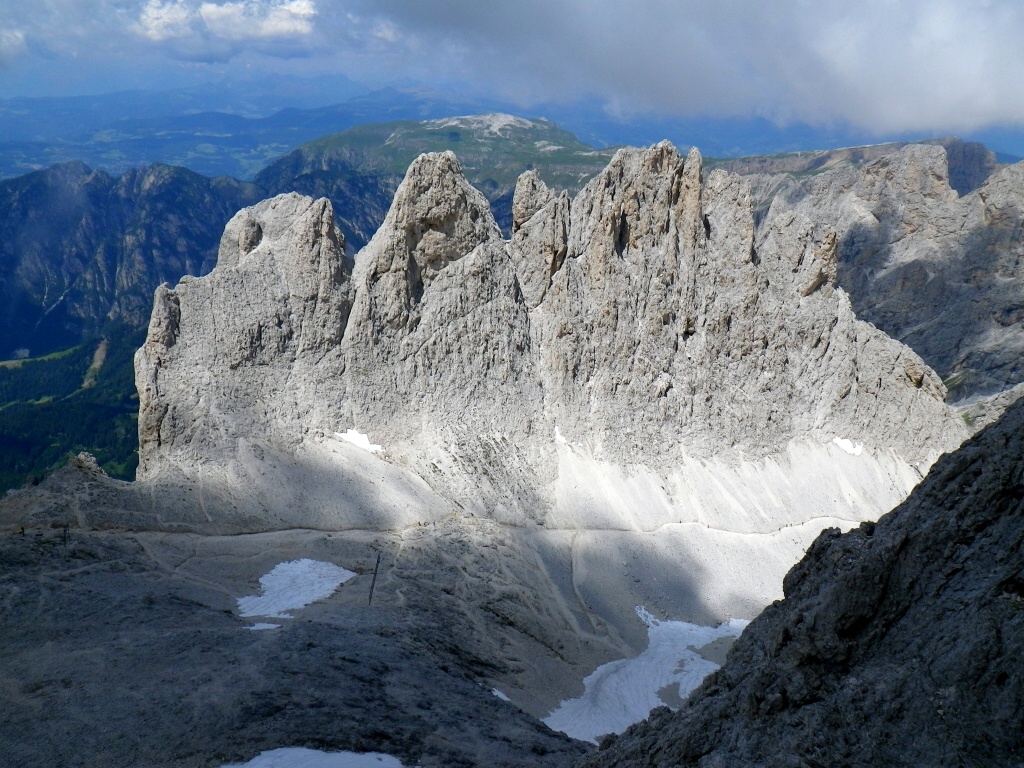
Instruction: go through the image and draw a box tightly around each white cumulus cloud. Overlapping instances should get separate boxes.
[133,0,319,60]
[136,1,194,42]
[199,0,316,40]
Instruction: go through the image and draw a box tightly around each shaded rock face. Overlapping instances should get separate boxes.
[766,143,1024,400]
[579,395,1024,768]
[136,143,965,516]
[0,528,589,768]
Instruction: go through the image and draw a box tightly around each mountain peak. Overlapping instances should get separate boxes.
[128,142,965,527]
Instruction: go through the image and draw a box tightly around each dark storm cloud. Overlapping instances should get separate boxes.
[339,0,1024,133]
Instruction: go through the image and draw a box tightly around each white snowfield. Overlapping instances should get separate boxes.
[221,747,404,768]
[544,608,748,743]
[548,436,921,534]
[237,559,357,620]
[832,436,865,456]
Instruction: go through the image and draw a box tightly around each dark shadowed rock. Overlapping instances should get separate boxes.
[578,396,1024,767]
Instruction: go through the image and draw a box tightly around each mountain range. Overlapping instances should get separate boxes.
[1,106,1023,765]
[0,139,974,766]
[4,83,1023,183]
[3,117,1023,495]
[0,115,620,490]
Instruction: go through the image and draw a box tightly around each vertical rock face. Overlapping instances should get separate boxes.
[509,170,569,309]
[524,142,956,466]
[338,151,536,448]
[136,193,351,476]
[766,143,1024,399]
[135,142,966,536]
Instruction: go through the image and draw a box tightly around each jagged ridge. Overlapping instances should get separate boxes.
[138,142,964,482]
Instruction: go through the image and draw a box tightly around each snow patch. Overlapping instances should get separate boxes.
[432,113,534,136]
[832,437,864,456]
[555,425,567,444]
[220,747,404,767]
[491,688,511,702]
[336,429,383,454]
[543,608,748,743]
[534,140,564,152]
[244,622,282,631]
[237,559,356,619]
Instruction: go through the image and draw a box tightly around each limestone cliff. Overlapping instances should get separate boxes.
[130,143,965,552]
[136,193,352,477]
[766,143,1024,400]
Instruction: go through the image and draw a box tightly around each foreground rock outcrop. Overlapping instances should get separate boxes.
[580,393,1024,767]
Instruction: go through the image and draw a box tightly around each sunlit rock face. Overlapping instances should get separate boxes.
[121,144,968,652]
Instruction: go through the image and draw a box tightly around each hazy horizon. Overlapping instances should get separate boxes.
[2,1,1023,144]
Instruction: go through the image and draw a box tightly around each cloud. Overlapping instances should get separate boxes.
[136,1,193,42]
[1,0,1023,135]
[338,0,1024,134]
[133,0,319,60]
[0,28,27,65]
[198,0,316,40]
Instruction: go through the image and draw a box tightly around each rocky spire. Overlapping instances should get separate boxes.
[133,142,966,523]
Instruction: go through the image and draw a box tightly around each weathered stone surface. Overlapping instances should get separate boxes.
[509,171,569,309]
[766,143,1024,400]
[134,144,965,504]
[956,380,1024,434]
[530,142,960,466]
[578,394,1024,768]
[0,144,980,767]
[135,193,352,478]
[0,527,588,768]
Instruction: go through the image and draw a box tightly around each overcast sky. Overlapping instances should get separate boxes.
[1,0,1022,135]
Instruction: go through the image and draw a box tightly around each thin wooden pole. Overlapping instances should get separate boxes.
[368,552,381,606]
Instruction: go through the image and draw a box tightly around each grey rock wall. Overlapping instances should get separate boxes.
[767,144,1024,400]
[133,143,966,526]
